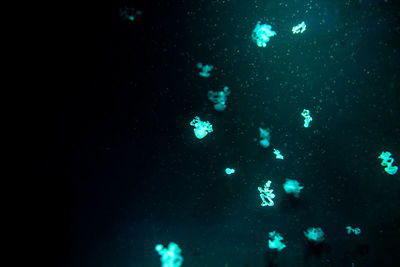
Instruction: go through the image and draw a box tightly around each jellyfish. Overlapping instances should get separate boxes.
[119,6,142,21]
[273,149,284,160]
[197,62,213,77]
[292,21,307,34]
[378,151,398,175]
[301,109,312,128]
[208,86,230,111]
[259,127,271,148]
[252,21,276,48]
[283,178,304,197]
[258,180,275,207]
[346,226,361,235]
[155,242,183,267]
[190,116,213,139]
[268,231,286,251]
[304,227,325,243]
[225,168,235,175]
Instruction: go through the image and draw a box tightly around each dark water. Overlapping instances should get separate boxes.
[40,0,400,266]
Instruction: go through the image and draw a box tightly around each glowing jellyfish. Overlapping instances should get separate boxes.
[119,6,142,21]
[292,21,306,34]
[252,21,276,48]
[301,109,312,128]
[304,227,325,243]
[155,242,183,267]
[273,149,284,160]
[346,226,361,235]
[258,180,275,207]
[378,151,398,175]
[208,86,230,111]
[283,178,303,198]
[259,127,271,148]
[225,168,235,175]
[197,62,213,77]
[190,116,213,139]
[268,231,286,251]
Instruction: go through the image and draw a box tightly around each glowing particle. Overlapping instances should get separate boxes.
[208,86,230,111]
[378,151,398,175]
[292,21,307,34]
[346,226,361,235]
[225,168,235,175]
[259,127,271,148]
[283,179,303,197]
[258,180,275,207]
[273,149,284,160]
[190,116,213,139]
[304,227,325,243]
[197,62,213,77]
[155,242,183,267]
[268,231,286,251]
[252,21,276,48]
[301,109,313,128]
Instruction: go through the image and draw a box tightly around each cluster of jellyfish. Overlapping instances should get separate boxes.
[267,225,362,252]
[151,18,399,267]
[257,178,361,252]
[258,179,303,208]
[251,21,307,48]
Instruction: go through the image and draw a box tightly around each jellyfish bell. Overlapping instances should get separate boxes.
[214,103,226,111]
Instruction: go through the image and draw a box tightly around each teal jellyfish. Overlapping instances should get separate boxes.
[190,116,213,139]
[208,86,230,111]
[304,227,325,243]
[292,21,306,34]
[378,151,398,175]
[301,109,312,128]
[268,231,286,251]
[258,180,275,207]
[259,127,271,148]
[252,21,276,48]
[283,178,303,198]
[155,242,183,267]
[197,62,213,78]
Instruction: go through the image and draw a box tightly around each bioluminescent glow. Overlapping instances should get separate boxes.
[292,21,306,34]
[273,149,284,160]
[301,109,312,128]
[268,231,286,251]
[259,127,271,148]
[197,62,213,77]
[258,180,275,207]
[155,242,183,267]
[346,226,361,235]
[208,86,230,111]
[378,151,398,175]
[283,179,304,198]
[225,168,235,175]
[190,116,213,139]
[119,6,142,21]
[304,227,325,243]
[252,21,276,48]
